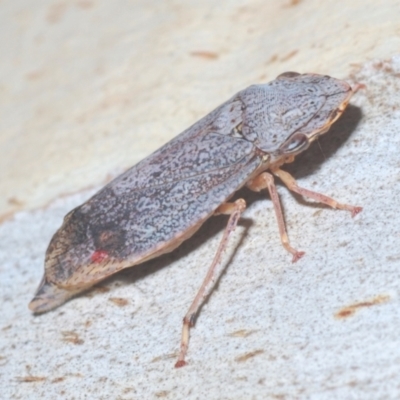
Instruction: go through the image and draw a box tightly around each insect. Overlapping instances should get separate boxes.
[29,72,362,367]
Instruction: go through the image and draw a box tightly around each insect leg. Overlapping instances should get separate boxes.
[213,201,244,215]
[271,167,362,217]
[175,198,246,368]
[247,172,305,263]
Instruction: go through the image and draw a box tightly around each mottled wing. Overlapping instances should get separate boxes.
[46,103,261,288]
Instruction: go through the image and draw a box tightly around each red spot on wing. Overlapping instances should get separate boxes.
[91,249,109,263]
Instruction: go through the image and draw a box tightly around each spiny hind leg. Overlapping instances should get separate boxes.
[175,198,246,368]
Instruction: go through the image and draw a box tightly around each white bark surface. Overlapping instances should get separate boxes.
[1,1,400,399]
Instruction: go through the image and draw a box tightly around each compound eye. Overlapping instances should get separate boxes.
[276,71,301,79]
[280,133,309,154]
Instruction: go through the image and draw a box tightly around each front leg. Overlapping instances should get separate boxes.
[247,172,305,263]
[271,167,362,217]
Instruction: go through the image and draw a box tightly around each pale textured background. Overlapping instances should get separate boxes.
[1,1,400,399]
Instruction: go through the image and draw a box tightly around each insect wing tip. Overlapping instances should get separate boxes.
[28,275,77,314]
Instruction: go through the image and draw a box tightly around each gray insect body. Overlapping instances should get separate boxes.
[30,72,361,367]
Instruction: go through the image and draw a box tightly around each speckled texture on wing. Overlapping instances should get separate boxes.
[32,72,354,312]
[45,131,260,288]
